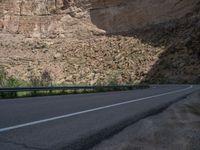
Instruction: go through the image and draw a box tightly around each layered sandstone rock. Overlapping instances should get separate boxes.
[0,0,97,38]
[0,0,199,37]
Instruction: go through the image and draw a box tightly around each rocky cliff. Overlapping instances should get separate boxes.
[1,0,198,37]
[0,0,199,84]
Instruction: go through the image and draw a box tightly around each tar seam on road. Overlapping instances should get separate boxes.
[0,85,193,133]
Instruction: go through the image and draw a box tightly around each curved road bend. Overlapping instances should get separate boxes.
[0,85,199,150]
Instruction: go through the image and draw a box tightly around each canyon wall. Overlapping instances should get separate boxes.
[0,0,199,84]
[89,0,199,33]
[0,0,198,37]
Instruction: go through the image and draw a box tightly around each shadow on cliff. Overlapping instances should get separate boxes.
[89,3,200,84]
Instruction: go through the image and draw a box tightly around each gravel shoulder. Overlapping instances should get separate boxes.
[91,91,200,150]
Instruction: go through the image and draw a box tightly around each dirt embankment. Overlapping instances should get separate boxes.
[91,91,200,150]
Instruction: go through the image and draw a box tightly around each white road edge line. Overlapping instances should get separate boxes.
[0,85,193,133]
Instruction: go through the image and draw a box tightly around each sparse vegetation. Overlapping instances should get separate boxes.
[0,67,148,99]
[29,70,52,87]
[0,67,27,88]
[33,42,48,49]
[0,67,28,98]
[0,67,7,87]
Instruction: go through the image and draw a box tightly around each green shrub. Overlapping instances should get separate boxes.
[6,77,24,87]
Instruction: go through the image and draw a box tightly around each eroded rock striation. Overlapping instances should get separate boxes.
[1,0,198,37]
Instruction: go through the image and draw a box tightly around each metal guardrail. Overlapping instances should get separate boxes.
[0,85,148,93]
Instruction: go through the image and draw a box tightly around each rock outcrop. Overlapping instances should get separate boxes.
[0,0,199,84]
[1,0,199,37]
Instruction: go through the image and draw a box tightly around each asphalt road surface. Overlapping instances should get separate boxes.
[0,85,199,150]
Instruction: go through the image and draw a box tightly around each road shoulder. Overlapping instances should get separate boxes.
[91,91,200,150]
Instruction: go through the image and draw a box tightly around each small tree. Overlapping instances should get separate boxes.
[29,70,52,87]
[41,70,52,86]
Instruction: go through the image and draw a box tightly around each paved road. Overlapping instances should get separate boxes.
[0,85,199,150]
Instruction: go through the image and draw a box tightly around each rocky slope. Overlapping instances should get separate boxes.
[0,0,199,84]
